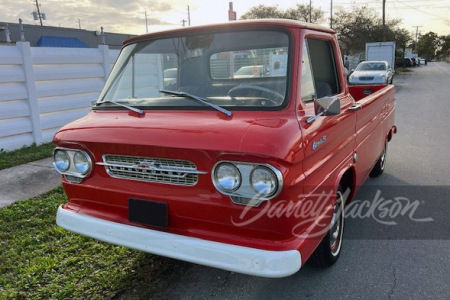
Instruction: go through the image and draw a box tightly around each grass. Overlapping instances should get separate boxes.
[0,187,189,299]
[0,143,55,171]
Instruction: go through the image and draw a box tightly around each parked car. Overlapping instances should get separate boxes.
[163,68,177,89]
[403,57,414,67]
[53,19,396,278]
[234,65,266,78]
[349,60,394,85]
[413,57,420,66]
[396,58,413,68]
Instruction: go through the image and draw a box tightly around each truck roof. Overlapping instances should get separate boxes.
[124,19,335,45]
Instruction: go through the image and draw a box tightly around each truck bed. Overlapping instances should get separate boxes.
[348,84,389,101]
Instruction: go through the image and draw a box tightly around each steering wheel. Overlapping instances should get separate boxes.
[227,85,284,105]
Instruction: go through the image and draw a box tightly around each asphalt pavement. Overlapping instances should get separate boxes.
[0,157,60,208]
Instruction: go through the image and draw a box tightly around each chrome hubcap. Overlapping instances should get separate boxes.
[330,191,344,256]
[380,145,387,170]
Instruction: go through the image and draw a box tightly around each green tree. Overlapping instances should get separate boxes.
[437,35,450,60]
[284,4,325,23]
[393,28,412,59]
[333,6,410,55]
[240,4,324,24]
[417,32,440,61]
[240,5,284,19]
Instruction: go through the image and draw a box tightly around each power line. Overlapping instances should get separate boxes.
[393,0,449,18]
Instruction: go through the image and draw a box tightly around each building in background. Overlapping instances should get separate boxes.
[0,22,135,49]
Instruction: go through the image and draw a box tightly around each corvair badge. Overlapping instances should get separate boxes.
[312,136,327,151]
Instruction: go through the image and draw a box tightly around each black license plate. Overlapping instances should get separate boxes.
[129,198,168,229]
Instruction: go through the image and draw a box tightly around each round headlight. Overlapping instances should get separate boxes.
[250,167,278,196]
[54,150,70,172]
[214,163,241,192]
[73,151,91,175]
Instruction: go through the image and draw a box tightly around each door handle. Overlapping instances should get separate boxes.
[348,103,362,111]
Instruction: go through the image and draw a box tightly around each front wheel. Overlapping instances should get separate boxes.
[310,185,345,267]
[370,142,387,178]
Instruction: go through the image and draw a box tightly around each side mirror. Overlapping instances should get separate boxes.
[350,69,355,73]
[307,96,341,124]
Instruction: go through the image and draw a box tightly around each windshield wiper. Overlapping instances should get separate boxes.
[159,90,232,117]
[97,99,144,115]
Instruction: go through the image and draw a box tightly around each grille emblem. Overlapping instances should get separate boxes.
[136,161,158,169]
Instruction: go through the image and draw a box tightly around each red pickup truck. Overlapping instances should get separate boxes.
[53,20,396,278]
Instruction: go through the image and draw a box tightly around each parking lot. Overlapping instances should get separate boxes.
[163,62,450,299]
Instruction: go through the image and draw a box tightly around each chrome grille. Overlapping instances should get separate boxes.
[99,155,204,186]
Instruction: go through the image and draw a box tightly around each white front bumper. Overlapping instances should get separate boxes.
[56,206,302,278]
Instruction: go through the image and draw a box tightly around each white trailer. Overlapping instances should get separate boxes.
[365,42,396,70]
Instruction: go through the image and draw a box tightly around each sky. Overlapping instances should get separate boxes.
[1,0,449,37]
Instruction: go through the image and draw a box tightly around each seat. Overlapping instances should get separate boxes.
[315,81,333,99]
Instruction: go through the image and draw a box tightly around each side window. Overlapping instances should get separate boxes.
[301,40,315,102]
[306,38,340,99]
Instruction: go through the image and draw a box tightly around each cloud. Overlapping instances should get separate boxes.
[158,2,172,11]
[0,0,180,34]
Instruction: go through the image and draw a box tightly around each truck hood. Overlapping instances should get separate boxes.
[54,110,303,163]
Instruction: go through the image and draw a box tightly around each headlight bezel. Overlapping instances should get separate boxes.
[53,147,93,181]
[212,161,283,205]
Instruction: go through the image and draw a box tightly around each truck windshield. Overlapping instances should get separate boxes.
[98,30,290,111]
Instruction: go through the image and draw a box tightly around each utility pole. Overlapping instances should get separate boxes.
[412,25,423,50]
[330,0,333,29]
[309,0,312,23]
[145,11,148,33]
[34,0,43,26]
[187,5,191,26]
[78,18,81,29]
[382,0,386,41]
[182,19,186,27]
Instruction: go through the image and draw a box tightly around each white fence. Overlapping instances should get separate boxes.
[0,42,120,151]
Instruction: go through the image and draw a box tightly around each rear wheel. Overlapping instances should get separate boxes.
[370,142,387,177]
[310,185,345,267]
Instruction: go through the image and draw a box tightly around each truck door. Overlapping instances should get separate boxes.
[298,37,356,200]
